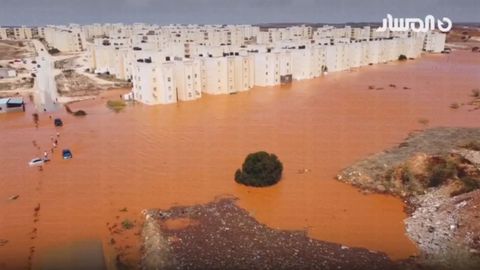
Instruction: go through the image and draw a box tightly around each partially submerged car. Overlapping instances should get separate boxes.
[28,158,44,167]
[54,118,63,127]
[62,149,73,160]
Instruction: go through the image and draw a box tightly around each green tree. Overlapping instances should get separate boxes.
[235,151,283,187]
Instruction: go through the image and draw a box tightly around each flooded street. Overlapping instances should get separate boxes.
[1,50,479,269]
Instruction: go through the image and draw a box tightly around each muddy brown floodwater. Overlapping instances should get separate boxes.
[0,50,479,269]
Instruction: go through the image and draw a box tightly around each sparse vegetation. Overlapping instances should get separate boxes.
[121,219,134,230]
[450,102,460,109]
[235,151,283,187]
[418,118,430,127]
[398,54,407,61]
[48,47,60,55]
[32,113,39,127]
[107,100,127,112]
[65,105,87,117]
[427,158,457,187]
[451,176,480,197]
[73,110,87,116]
[460,141,480,151]
[338,128,480,197]
[472,88,480,98]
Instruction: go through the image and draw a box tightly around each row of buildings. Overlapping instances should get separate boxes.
[0,25,85,52]
[84,24,445,105]
[0,23,446,106]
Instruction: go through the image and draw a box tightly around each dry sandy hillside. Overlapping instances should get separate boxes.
[446,26,480,50]
[338,127,480,269]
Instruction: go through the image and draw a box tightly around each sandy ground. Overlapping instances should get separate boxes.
[446,26,480,50]
[0,50,479,269]
[0,41,35,61]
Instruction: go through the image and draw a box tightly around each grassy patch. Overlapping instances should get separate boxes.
[107,100,126,112]
[418,118,430,127]
[121,219,134,230]
[450,102,460,109]
[472,88,480,98]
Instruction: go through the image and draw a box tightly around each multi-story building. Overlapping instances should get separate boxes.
[424,32,446,53]
[63,23,443,106]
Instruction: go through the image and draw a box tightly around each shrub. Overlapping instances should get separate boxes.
[235,151,283,187]
[450,103,460,109]
[460,141,480,151]
[121,219,134,230]
[451,177,480,197]
[48,48,60,55]
[427,159,457,187]
[472,89,480,98]
[398,54,407,61]
[418,118,430,126]
[107,100,126,112]
[73,110,87,116]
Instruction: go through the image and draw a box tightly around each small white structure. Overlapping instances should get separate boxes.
[0,68,17,79]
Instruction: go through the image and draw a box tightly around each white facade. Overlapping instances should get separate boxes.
[44,26,86,52]
[424,32,446,53]
[132,60,177,105]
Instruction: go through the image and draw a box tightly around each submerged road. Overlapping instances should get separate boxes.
[31,39,60,112]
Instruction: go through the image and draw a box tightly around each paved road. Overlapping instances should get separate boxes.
[31,39,60,112]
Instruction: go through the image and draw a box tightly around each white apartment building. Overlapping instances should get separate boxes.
[0,28,7,40]
[424,32,446,53]
[174,59,202,101]
[132,59,177,105]
[44,26,86,52]
[49,23,445,106]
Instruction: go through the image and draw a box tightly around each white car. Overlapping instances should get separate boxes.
[28,158,44,167]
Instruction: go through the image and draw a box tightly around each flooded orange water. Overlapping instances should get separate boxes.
[1,50,479,269]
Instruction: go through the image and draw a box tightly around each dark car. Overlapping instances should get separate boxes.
[54,118,63,127]
[62,149,73,160]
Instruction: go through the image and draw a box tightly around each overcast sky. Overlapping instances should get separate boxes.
[0,0,478,26]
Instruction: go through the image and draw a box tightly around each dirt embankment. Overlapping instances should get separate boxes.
[337,127,480,269]
[141,197,397,270]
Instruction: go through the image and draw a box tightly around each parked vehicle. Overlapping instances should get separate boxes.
[28,158,44,167]
[62,149,73,160]
[54,118,63,127]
